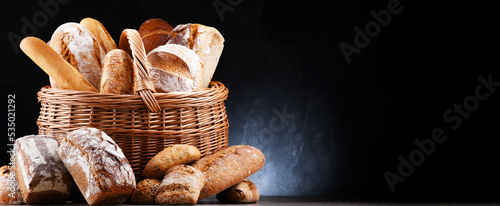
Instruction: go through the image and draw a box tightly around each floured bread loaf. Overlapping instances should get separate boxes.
[58,127,136,205]
[168,23,224,88]
[49,22,106,89]
[147,44,203,93]
[14,135,72,204]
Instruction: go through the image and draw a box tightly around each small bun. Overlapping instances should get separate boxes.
[131,179,161,205]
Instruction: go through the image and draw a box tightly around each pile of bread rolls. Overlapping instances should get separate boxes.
[0,128,265,205]
[20,17,224,94]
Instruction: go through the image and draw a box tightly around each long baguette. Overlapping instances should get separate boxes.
[20,37,98,92]
[191,145,265,200]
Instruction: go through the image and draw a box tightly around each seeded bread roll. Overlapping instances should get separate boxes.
[131,179,161,205]
[143,144,201,179]
[191,145,265,200]
[58,127,136,205]
[100,49,134,94]
[216,179,260,203]
[49,22,106,89]
[14,135,72,204]
[156,165,205,205]
[0,166,23,205]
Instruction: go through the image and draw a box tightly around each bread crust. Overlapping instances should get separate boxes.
[191,145,265,200]
[147,44,203,93]
[131,179,161,205]
[216,179,260,203]
[19,37,98,92]
[49,22,106,90]
[58,127,136,205]
[168,23,224,88]
[80,17,117,54]
[100,49,134,94]
[156,165,205,205]
[143,144,201,179]
[0,166,23,205]
[139,18,173,54]
[14,135,72,205]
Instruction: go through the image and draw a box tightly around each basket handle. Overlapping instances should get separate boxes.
[119,29,161,112]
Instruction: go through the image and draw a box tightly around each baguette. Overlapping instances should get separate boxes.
[80,17,118,54]
[20,37,98,92]
[191,145,265,200]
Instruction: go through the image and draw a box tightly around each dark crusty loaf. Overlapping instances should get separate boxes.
[58,127,136,205]
[191,145,265,200]
[143,144,201,179]
[14,135,72,204]
[216,179,260,203]
[156,165,205,205]
[131,179,161,205]
[0,166,23,205]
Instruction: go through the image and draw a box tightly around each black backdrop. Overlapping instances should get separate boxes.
[1,0,499,202]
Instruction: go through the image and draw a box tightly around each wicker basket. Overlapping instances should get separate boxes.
[36,30,229,180]
[37,81,229,179]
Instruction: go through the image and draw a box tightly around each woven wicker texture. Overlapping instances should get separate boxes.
[37,81,229,179]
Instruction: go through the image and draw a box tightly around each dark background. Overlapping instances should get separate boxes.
[1,0,499,202]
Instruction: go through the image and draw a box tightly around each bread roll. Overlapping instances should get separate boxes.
[49,22,106,89]
[80,17,118,54]
[0,166,23,205]
[216,179,260,203]
[168,23,224,88]
[143,144,201,179]
[147,44,203,93]
[58,127,136,205]
[100,49,134,94]
[131,179,161,205]
[191,145,265,200]
[138,18,173,54]
[14,135,72,204]
[156,165,205,205]
[20,37,98,92]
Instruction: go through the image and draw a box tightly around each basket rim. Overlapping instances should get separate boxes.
[38,81,228,108]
